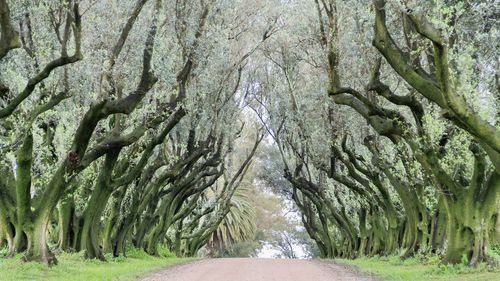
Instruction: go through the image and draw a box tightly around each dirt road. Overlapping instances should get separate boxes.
[141,258,378,281]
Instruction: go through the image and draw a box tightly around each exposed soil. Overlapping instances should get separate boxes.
[140,258,379,281]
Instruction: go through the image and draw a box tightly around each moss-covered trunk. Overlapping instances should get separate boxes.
[145,197,175,256]
[57,195,76,251]
[0,215,14,257]
[21,157,72,264]
[444,208,494,265]
[357,208,370,256]
[110,199,138,257]
[112,224,130,257]
[369,215,385,256]
[133,203,156,248]
[430,206,446,252]
[443,174,499,265]
[79,151,119,260]
[14,133,33,255]
[102,189,124,254]
[23,211,57,265]
[79,190,113,260]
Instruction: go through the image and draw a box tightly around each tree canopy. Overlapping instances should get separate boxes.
[0,0,498,267]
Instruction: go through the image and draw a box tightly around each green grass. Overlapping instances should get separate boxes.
[0,248,195,281]
[335,255,500,281]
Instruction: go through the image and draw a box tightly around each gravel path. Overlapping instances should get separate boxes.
[140,258,379,281]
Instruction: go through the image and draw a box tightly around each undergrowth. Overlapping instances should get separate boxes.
[0,246,193,281]
[335,251,500,281]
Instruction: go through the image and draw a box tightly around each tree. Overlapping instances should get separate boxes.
[1,0,497,268]
[0,0,274,265]
[248,0,498,266]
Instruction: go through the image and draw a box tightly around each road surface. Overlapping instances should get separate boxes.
[141,258,378,281]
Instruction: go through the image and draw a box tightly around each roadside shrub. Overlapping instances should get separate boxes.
[430,254,500,275]
[157,245,176,258]
[489,244,500,258]
[0,246,7,257]
[125,246,151,259]
[109,254,127,263]
[432,262,489,275]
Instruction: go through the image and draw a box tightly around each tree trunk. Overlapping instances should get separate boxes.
[443,183,499,265]
[23,213,57,265]
[102,205,118,254]
[111,207,137,257]
[133,209,155,249]
[0,222,14,257]
[79,190,112,260]
[79,151,119,260]
[400,211,419,258]
[145,213,172,256]
[13,223,28,253]
[57,195,75,251]
[430,207,446,252]
[113,225,130,257]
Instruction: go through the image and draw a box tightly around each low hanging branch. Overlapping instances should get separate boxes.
[372,0,500,155]
[0,2,82,119]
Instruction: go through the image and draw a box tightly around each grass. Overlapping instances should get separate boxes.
[335,255,500,281]
[0,247,195,281]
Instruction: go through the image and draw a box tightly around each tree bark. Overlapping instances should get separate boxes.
[79,151,119,260]
[57,195,76,251]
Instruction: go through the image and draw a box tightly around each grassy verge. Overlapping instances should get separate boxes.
[335,255,500,281]
[0,248,195,281]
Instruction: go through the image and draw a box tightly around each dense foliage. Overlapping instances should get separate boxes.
[248,0,499,266]
[0,0,498,269]
[0,0,271,265]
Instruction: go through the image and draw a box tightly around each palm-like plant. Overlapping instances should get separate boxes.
[207,186,256,255]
